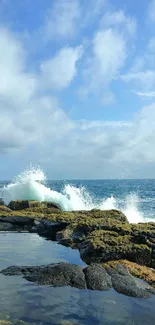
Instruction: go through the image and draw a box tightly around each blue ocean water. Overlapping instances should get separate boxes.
[1,170,155,222]
[47,178,155,220]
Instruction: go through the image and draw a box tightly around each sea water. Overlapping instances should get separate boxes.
[1,166,155,223]
[0,233,155,325]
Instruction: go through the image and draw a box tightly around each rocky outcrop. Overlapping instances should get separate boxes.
[79,223,155,268]
[1,262,154,298]
[0,201,155,296]
[1,263,86,289]
[36,220,69,239]
[8,200,41,210]
[7,200,62,212]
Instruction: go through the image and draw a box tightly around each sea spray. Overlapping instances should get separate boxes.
[2,167,145,223]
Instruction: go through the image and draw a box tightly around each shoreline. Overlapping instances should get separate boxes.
[0,200,155,298]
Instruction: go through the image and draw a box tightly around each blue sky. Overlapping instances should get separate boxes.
[0,0,155,179]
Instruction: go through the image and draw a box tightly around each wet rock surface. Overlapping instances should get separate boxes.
[1,263,86,289]
[0,222,14,231]
[105,264,152,298]
[83,264,112,291]
[37,220,69,239]
[1,262,154,298]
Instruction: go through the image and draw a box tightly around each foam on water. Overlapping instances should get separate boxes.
[2,167,146,223]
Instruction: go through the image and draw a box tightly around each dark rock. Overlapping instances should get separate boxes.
[42,201,62,211]
[0,216,34,225]
[29,226,38,233]
[8,200,42,210]
[1,265,41,276]
[106,265,152,298]
[1,262,154,298]
[83,264,112,291]
[1,263,86,289]
[0,222,13,231]
[57,225,86,247]
[37,220,69,239]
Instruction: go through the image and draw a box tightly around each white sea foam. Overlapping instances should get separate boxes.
[2,167,147,223]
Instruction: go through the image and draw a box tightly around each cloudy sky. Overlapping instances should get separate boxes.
[0,0,155,180]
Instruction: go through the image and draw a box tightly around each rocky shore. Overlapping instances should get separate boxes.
[0,200,155,298]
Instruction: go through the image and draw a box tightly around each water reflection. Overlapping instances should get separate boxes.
[0,233,155,325]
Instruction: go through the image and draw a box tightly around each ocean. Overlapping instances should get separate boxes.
[0,167,155,223]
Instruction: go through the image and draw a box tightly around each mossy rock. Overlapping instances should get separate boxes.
[80,229,152,266]
[8,200,42,211]
[42,201,61,210]
[104,260,155,288]
[0,205,12,212]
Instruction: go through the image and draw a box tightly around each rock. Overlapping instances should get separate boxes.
[1,265,42,277]
[106,265,152,298]
[0,205,12,212]
[1,263,87,289]
[90,209,128,223]
[83,264,112,291]
[42,201,62,211]
[107,260,155,288]
[29,226,38,233]
[57,225,86,248]
[0,222,13,231]
[80,229,153,267]
[1,262,154,298]
[37,220,69,239]
[0,216,34,225]
[8,200,42,210]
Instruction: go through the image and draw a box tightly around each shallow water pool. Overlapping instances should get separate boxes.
[0,232,155,325]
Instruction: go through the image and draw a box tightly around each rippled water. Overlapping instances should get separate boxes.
[0,233,155,325]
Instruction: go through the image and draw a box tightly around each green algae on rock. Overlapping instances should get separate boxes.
[104,260,155,289]
[0,200,155,280]
[79,229,153,267]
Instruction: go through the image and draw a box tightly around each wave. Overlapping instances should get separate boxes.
[1,167,147,224]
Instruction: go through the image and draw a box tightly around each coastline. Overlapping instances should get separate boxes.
[0,200,155,298]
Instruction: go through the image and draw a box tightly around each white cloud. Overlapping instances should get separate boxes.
[80,28,126,103]
[79,9,137,104]
[40,46,83,90]
[0,27,73,153]
[147,0,155,22]
[81,0,107,26]
[40,102,155,178]
[134,91,155,98]
[100,10,137,37]
[121,70,155,91]
[44,0,80,40]
[1,2,155,179]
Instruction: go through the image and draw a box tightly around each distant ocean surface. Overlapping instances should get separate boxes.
[0,167,155,223]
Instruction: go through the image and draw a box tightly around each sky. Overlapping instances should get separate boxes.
[0,0,155,179]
